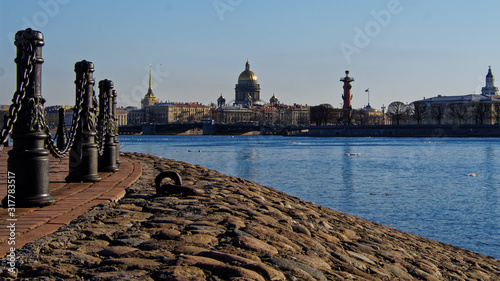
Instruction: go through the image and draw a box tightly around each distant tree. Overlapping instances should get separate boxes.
[410,102,428,124]
[310,105,322,125]
[430,103,447,125]
[493,102,500,124]
[387,101,408,125]
[352,109,369,125]
[310,104,334,125]
[448,103,469,124]
[471,102,491,124]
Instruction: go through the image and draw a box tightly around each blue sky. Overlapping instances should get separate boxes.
[1,0,499,110]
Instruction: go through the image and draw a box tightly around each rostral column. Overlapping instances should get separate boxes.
[340,70,354,124]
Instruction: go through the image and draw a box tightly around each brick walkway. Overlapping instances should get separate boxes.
[0,148,142,258]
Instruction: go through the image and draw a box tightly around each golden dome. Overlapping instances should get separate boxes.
[238,70,257,81]
[238,60,257,82]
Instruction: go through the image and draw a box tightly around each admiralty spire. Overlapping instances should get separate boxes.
[141,64,159,109]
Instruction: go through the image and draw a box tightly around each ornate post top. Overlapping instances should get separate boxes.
[15,28,44,46]
[99,79,114,89]
[75,60,95,73]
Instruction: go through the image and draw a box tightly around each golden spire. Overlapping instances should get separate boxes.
[145,64,156,98]
[148,64,152,91]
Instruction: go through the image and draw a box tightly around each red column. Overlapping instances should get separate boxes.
[340,70,354,124]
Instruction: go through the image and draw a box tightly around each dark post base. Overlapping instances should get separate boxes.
[66,142,101,183]
[115,140,121,164]
[98,140,118,172]
[6,133,55,208]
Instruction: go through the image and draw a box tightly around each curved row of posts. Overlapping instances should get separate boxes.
[1,28,120,208]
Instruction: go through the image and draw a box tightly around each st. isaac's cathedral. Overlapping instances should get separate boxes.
[213,60,310,125]
[216,60,263,108]
[234,60,261,106]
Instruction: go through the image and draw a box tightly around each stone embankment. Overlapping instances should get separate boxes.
[3,153,500,280]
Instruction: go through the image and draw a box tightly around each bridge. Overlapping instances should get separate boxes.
[119,123,202,135]
[290,124,500,137]
[202,123,261,135]
[118,125,143,135]
[119,123,310,135]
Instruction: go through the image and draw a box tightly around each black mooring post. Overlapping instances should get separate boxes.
[98,79,118,172]
[65,60,101,182]
[3,28,54,207]
[112,90,121,164]
[56,107,66,151]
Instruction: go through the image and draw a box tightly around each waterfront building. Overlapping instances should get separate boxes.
[212,105,254,124]
[415,94,500,125]
[44,105,74,129]
[127,107,146,125]
[41,105,126,130]
[146,102,210,124]
[116,108,128,126]
[212,102,310,125]
[283,104,310,125]
[411,66,500,125]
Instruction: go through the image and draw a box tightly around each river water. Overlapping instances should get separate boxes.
[118,135,500,259]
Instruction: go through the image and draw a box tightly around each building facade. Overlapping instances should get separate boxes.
[116,108,128,126]
[127,108,146,125]
[411,67,500,125]
[44,105,74,129]
[146,102,210,124]
[212,103,310,125]
[415,94,500,125]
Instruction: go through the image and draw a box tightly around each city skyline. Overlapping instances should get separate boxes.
[1,1,500,110]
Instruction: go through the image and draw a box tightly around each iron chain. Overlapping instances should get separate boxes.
[96,93,110,156]
[0,43,35,151]
[44,73,86,158]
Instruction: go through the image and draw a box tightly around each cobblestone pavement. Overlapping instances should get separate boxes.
[1,152,500,280]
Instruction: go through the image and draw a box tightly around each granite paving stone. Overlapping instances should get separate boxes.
[0,151,499,280]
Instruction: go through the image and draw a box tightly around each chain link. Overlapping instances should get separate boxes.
[96,92,110,156]
[0,43,35,151]
[44,73,86,158]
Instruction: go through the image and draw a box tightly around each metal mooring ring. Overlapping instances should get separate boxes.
[155,171,182,191]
